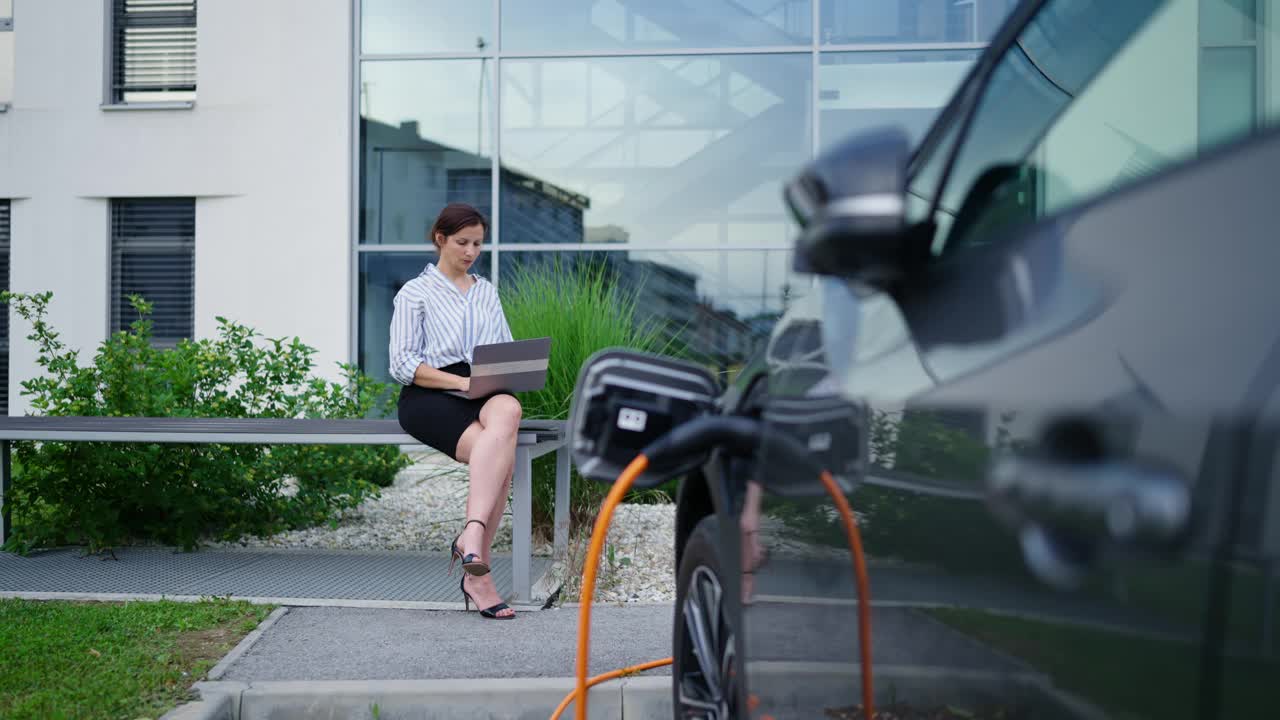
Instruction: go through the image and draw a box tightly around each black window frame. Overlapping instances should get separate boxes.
[109,0,198,104]
[110,198,196,346]
[904,0,1181,258]
[906,0,1050,204]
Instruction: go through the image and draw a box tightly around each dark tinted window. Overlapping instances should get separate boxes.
[110,198,195,345]
[909,0,1275,256]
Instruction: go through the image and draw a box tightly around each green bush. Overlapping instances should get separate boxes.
[500,257,674,532]
[0,291,410,554]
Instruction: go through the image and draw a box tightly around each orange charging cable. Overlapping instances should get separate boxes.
[554,455,874,720]
[565,453,651,720]
[548,656,672,720]
[819,469,874,719]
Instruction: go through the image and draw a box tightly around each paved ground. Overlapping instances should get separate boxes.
[215,601,1030,683]
[218,604,677,681]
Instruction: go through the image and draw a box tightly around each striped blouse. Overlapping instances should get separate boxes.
[388,263,513,386]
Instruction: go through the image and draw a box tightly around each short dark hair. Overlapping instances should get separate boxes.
[429,203,489,249]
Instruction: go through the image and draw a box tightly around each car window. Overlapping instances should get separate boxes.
[908,0,1276,256]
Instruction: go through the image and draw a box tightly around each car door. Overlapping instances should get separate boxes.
[744,1,1279,718]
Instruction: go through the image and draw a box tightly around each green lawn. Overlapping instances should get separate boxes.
[0,598,273,720]
[929,608,1277,720]
[1082,561,1280,653]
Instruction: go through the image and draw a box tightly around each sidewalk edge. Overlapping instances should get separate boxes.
[208,607,290,681]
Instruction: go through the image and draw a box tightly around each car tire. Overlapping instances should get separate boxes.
[672,515,740,719]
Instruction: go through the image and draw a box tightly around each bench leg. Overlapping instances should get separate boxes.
[555,444,570,561]
[0,440,8,546]
[511,446,532,603]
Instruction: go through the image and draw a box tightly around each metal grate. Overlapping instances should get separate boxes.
[112,0,197,103]
[0,200,8,415]
[0,547,550,602]
[110,198,195,345]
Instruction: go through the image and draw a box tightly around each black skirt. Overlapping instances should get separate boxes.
[397,362,504,462]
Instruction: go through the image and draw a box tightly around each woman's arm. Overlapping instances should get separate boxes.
[411,363,469,392]
[388,292,427,386]
[389,289,470,391]
[491,286,515,343]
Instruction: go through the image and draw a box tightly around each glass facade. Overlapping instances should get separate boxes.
[819,49,980,149]
[499,54,811,248]
[502,0,814,51]
[356,1,1010,382]
[820,0,1018,44]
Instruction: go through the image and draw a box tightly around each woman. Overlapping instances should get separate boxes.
[390,202,520,620]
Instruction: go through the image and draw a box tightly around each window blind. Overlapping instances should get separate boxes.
[112,0,197,103]
[110,198,195,345]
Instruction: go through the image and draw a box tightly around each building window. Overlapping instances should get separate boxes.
[110,0,197,104]
[0,200,9,414]
[110,198,195,345]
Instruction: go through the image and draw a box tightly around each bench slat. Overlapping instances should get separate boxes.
[0,416,564,443]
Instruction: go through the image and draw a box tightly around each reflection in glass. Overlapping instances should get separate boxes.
[500,250,805,373]
[1199,47,1257,147]
[1200,0,1257,44]
[501,55,810,247]
[361,0,493,54]
[500,170,592,245]
[819,50,978,150]
[360,61,492,245]
[820,0,1019,45]
[501,0,811,52]
[359,252,492,385]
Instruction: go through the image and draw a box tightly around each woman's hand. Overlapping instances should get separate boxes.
[411,363,474,392]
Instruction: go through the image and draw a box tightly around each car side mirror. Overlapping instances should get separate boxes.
[785,126,916,286]
[567,349,719,488]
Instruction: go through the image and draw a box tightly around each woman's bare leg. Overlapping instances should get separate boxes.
[479,465,513,567]
[453,395,521,615]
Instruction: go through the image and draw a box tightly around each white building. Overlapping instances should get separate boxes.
[0,0,350,415]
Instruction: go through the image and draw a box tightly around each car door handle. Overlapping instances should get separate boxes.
[987,454,1193,550]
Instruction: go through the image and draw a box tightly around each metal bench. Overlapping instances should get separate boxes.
[0,416,570,603]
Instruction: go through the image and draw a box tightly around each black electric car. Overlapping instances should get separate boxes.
[569,0,1279,717]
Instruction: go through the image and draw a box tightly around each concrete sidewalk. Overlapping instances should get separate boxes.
[212,604,675,682]
[161,603,676,719]
[169,598,1044,719]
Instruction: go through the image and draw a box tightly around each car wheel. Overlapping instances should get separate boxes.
[672,515,740,720]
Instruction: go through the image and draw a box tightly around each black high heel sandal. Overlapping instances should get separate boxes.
[449,519,491,576]
[460,576,514,619]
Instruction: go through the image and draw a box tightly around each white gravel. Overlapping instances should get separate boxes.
[545,502,678,604]
[209,450,680,603]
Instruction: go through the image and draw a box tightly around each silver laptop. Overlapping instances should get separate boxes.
[446,337,553,399]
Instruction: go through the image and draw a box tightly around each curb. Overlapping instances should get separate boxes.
[158,692,232,720]
[207,607,290,681]
[163,676,671,720]
[161,666,1107,719]
[161,682,248,720]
